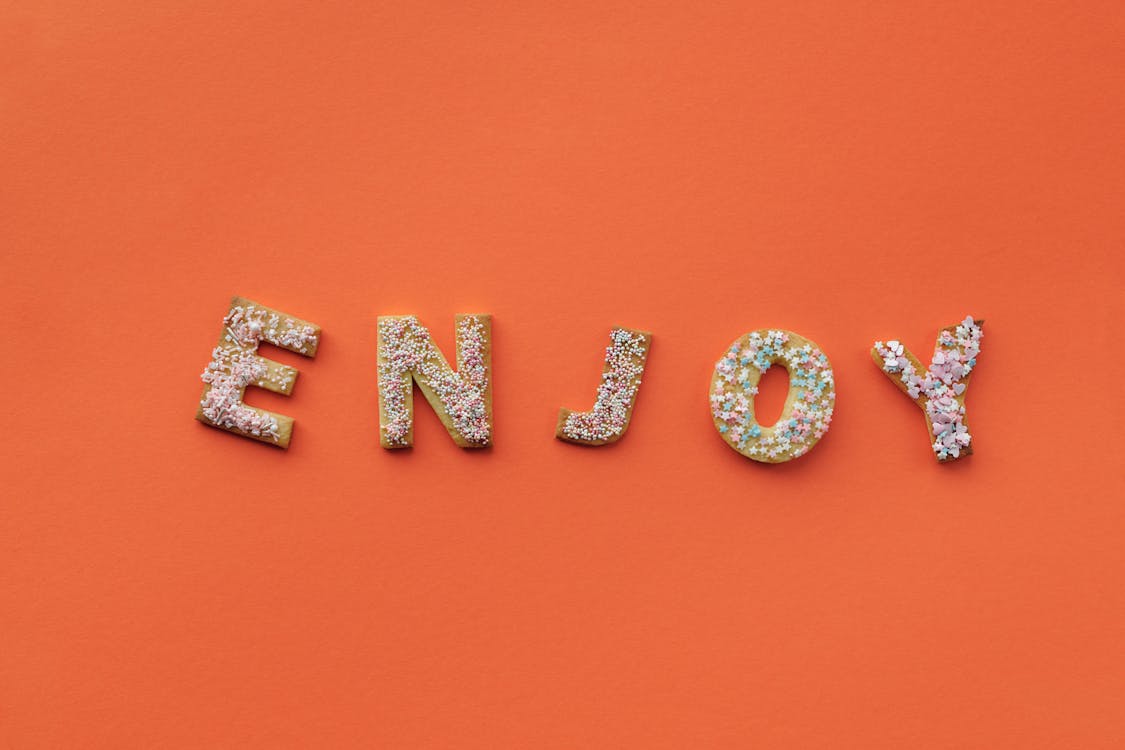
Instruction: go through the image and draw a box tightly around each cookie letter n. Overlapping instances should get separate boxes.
[377,315,492,449]
[196,297,321,448]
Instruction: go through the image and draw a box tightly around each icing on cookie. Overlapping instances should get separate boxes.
[556,328,651,445]
[197,297,320,448]
[377,314,492,448]
[872,315,983,462]
[710,329,835,463]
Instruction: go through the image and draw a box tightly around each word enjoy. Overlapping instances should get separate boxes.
[196,296,984,463]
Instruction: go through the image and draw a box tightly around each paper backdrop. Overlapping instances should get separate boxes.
[3,2,1124,747]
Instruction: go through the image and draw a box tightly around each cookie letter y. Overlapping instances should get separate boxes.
[871,316,984,462]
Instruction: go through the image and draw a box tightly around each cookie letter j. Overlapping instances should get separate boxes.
[377,315,493,448]
[872,316,984,462]
[555,327,651,446]
[196,296,321,448]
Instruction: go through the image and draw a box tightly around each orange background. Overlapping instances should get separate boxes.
[3,2,1124,747]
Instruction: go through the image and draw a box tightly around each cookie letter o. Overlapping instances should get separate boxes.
[710,329,836,462]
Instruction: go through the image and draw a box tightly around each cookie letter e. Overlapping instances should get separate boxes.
[196,297,321,448]
[710,329,836,463]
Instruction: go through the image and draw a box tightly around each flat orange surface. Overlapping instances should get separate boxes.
[3,2,1124,747]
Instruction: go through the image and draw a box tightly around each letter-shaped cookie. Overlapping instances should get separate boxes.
[377,315,492,448]
[196,296,320,448]
[872,315,984,462]
[555,327,651,446]
[710,329,835,463]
